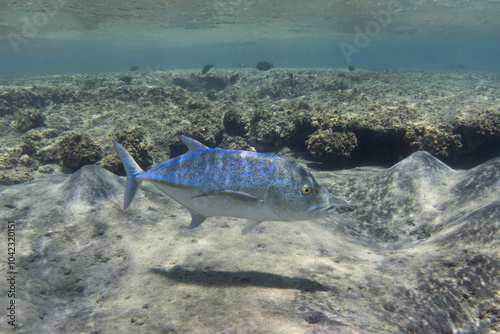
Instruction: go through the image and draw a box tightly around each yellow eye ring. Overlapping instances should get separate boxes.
[301,186,312,195]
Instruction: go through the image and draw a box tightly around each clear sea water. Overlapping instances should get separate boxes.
[1,2,500,333]
[1,0,499,75]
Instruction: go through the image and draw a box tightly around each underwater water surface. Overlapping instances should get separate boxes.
[1,0,500,74]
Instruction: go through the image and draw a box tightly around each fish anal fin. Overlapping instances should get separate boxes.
[193,190,263,203]
[242,220,263,235]
[188,210,207,229]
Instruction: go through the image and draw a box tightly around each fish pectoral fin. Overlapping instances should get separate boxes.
[188,210,207,229]
[193,190,263,203]
[242,220,263,235]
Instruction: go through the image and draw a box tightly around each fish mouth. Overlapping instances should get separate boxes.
[309,204,336,217]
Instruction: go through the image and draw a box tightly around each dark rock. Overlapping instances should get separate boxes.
[185,99,212,110]
[205,76,227,91]
[172,77,193,90]
[223,109,246,136]
[383,302,397,313]
[305,311,327,324]
[12,108,45,132]
[119,76,132,85]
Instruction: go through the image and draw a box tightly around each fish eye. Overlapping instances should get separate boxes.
[300,186,312,195]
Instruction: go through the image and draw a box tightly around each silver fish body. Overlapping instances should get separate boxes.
[114,136,335,233]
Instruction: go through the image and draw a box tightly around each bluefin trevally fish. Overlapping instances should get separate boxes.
[113,136,336,234]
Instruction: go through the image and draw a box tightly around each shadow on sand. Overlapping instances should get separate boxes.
[150,265,334,292]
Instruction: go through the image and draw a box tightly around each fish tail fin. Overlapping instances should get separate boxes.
[113,141,144,209]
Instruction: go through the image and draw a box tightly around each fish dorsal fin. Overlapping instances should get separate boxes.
[179,135,209,154]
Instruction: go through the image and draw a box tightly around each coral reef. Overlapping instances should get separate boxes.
[404,125,463,157]
[306,129,358,160]
[101,127,152,174]
[59,133,103,170]
[0,68,499,184]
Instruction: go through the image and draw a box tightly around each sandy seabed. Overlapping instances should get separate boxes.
[0,68,499,333]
